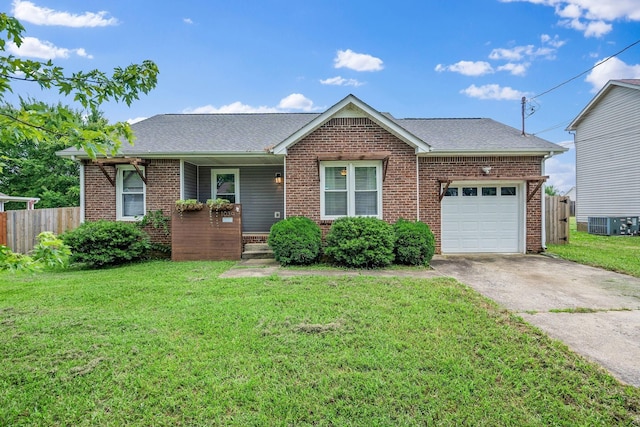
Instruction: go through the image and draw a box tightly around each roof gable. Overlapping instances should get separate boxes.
[567,79,640,131]
[271,94,431,155]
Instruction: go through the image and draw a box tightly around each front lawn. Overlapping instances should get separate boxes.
[1,261,639,425]
[546,218,640,277]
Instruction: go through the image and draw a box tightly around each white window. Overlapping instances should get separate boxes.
[320,161,382,220]
[212,169,239,203]
[116,165,145,220]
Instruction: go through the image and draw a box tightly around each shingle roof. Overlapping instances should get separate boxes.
[121,113,320,155]
[58,101,563,157]
[394,118,561,152]
[614,79,640,86]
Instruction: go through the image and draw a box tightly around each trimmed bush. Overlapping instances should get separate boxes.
[268,216,322,266]
[62,220,150,268]
[325,217,395,268]
[393,219,436,266]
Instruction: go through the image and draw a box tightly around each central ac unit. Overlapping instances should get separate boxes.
[587,217,639,236]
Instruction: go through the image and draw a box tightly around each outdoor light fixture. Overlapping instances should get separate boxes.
[481,166,492,175]
[274,173,283,184]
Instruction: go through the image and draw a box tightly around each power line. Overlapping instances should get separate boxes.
[529,38,640,101]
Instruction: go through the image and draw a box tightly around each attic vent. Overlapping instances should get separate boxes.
[327,117,371,126]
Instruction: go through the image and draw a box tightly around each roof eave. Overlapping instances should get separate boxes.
[566,79,640,131]
[57,151,283,160]
[421,148,567,156]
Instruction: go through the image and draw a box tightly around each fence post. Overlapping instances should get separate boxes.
[0,212,6,246]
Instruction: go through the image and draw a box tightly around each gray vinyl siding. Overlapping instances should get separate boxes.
[575,86,640,223]
[183,162,198,199]
[198,165,284,232]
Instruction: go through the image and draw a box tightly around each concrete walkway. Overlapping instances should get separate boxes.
[221,255,640,387]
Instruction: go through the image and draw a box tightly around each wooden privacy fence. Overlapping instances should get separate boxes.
[545,196,570,245]
[1,207,81,254]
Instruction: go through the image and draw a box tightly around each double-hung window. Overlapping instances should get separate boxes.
[116,165,145,220]
[320,161,382,219]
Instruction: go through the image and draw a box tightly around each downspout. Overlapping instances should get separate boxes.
[179,160,184,200]
[540,152,554,250]
[416,156,420,221]
[77,157,85,223]
[283,156,287,219]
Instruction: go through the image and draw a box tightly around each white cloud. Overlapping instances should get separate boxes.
[489,45,556,61]
[585,57,640,92]
[320,76,364,87]
[435,61,494,76]
[182,94,319,114]
[278,93,316,111]
[500,0,640,37]
[12,0,118,27]
[7,36,93,59]
[559,18,612,37]
[496,62,529,76]
[183,102,279,114]
[545,151,576,193]
[460,84,527,100]
[334,49,383,72]
[127,117,147,124]
[183,18,193,24]
[541,34,566,48]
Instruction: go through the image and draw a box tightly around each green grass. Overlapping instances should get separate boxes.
[1,261,639,425]
[546,218,640,277]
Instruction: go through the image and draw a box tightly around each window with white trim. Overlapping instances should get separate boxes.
[116,165,145,220]
[212,169,240,203]
[320,161,382,219]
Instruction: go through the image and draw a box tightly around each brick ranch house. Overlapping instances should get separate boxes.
[58,95,566,255]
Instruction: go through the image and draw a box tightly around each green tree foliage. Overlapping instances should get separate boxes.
[0,100,89,208]
[0,14,158,159]
[545,185,560,196]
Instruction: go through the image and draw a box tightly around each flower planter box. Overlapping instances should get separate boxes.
[171,204,242,261]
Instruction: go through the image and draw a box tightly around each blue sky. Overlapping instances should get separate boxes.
[4,0,640,192]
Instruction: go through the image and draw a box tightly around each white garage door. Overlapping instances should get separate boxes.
[441,183,522,253]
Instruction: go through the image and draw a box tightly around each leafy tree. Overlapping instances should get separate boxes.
[545,185,559,196]
[0,100,93,209]
[0,14,158,159]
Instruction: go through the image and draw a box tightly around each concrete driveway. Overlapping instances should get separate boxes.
[430,255,640,387]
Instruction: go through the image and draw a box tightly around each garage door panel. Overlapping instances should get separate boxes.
[441,183,522,253]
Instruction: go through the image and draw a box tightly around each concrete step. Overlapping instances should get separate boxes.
[244,243,270,252]
[242,242,274,260]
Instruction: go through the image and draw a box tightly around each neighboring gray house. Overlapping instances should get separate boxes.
[562,186,576,202]
[566,79,640,231]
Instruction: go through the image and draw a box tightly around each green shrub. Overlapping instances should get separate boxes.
[325,217,395,268]
[62,220,150,268]
[268,216,322,266]
[0,245,36,272]
[393,219,435,266]
[31,231,71,270]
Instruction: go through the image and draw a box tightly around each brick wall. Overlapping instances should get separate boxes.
[285,117,418,235]
[84,159,180,244]
[418,156,544,253]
